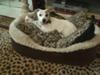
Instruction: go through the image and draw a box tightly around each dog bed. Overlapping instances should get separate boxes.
[9,11,100,65]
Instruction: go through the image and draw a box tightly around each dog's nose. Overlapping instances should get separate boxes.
[43,19,46,23]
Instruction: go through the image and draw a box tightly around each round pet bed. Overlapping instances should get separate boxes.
[9,11,100,65]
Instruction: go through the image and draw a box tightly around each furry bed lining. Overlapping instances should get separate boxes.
[9,15,100,53]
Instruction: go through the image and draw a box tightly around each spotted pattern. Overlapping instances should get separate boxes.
[17,23,62,48]
[17,11,90,48]
[0,27,100,75]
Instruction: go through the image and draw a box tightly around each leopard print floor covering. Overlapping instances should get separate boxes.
[0,16,100,75]
[0,15,14,29]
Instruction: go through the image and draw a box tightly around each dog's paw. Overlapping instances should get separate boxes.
[39,25,49,32]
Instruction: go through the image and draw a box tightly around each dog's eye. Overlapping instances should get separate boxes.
[39,14,42,16]
[45,14,48,17]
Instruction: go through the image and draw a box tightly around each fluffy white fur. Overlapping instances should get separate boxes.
[9,15,100,53]
[25,9,77,37]
[25,9,51,32]
[39,17,77,37]
[36,9,50,24]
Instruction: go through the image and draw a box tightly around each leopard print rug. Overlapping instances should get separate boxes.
[0,15,14,29]
[0,15,100,75]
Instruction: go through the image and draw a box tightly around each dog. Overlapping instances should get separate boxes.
[25,8,77,37]
[25,8,52,31]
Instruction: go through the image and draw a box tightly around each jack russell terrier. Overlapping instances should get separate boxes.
[25,8,77,37]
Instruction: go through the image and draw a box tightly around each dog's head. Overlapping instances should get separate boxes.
[36,9,51,24]
[25,8,53,24]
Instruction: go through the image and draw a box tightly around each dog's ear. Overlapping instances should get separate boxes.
[27,9,41,21]
[45,8,55,13]
[32,9,41,20]
[25,15,33,23]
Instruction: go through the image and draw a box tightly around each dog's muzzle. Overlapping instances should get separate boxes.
[43,19,47,23]
[42,19,51,24]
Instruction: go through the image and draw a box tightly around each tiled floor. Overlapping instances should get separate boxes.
[0,0,100,19]
[0,0,32,18]
[0,5,21,18]
[0,0,21,8]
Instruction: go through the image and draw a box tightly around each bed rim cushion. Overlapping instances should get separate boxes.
[9,15,100,53]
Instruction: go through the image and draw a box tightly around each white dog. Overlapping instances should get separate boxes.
[25,9,77,37]
[25,9,51,31]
